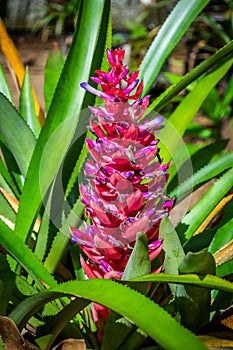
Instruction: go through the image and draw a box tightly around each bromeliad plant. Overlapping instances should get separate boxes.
[0,0,233,349]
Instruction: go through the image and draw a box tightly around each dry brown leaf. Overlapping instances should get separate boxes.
[0,316,39,350]
[214,239,233,267]
[194,193,233,237]
[52,338,86,350]
[220,307,233,331]
[199,335,233,348]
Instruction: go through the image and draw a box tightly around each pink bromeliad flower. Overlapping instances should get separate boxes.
[70,48,173,282]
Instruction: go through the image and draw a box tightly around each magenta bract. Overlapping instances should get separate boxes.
[70,48,173,280]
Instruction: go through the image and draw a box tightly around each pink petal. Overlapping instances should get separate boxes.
[126,190,144,212]
[122,215,149,242]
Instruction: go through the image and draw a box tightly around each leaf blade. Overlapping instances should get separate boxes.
[139,0,211,95]
[11,279,208,350]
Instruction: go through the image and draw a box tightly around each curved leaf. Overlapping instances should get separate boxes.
[14,0,108,243]
[0,64,13,103]
[209,198,233,257]
[0,93,36,178]
[158,59,233,163]
[44,197,83,273]
[179,167,233,242]
[10,279,208,350]
[175,251,215,332]
[0,191,16,224]
[170,151,233,199]
[20,67,41,138]
[131,274,233,293]
[149,40,233,112]
[0,218,57,288]
[139,0,211,95]
[44,45,64,112]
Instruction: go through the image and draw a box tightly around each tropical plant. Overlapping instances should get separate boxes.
[33,0,80,36]
[0,0,233,349]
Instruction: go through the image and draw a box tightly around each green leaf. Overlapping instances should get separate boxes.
[101,310,136,350]
[169,147,233,199]
[167,139,228,194]
[200,14,231,45]
[0,191,16,224]
[44,45,64,112]
[0,218,57,288]
[209,218,233,255]
[158,59,233,163]
[44,196,83,274]
[216,259,233,278]
[173,148,233,195]
[131,274,233,293]
[14,0,108,243]
[0,156,20,197]
[36,298,90,350]
[0,136,24,194]
[159,217,185,294]
[0,254,15,315]
[122,232,151,281]
[65,1,112,199]
[151,40,233,112]
[175,251,216,332]
[101,232,151,350]
[139,0,211,95]
[11,279,208,350]
[178,167,233,243]
[0,93,36,178]
[33,189,53,261]
[19,67,41,138]
[220,73,233,117]
[0,64,13,103]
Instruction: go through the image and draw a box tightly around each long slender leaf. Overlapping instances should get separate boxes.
[0,64,13,103]
[10,279,208,350]
[0,218,57,288]
[0,191,16,223]
[168,139,228,194]
[44,45,64,112]
[14,0,108,243]
[19,67,41,138]
[209,218,233,255]
[131,274,233,293]
[170,151,233,199]
[0,254,15,315]
[0,135,24,193]
[179,167,233,243]
[139,0,211,95]
[65,3,112,199]
[0,156,20,197]
[34,189,53,261]
[158,59,233,163]
[0,93,36,178]
[44,197,83,273]
[150,40,233,112]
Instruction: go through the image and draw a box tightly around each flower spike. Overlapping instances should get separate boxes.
[71,48,173,281]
